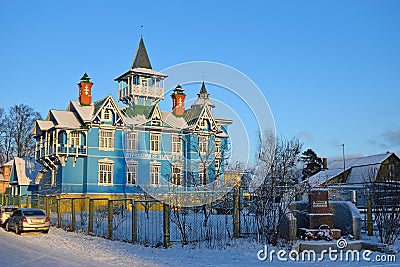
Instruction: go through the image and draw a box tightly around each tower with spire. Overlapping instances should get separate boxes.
[115,36,168,106]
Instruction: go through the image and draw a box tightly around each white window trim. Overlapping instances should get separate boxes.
[172,134,182,155]
[102,109,113,122]
[126,161,138,185]
[150,133,161,154]
[198,163,208,185]
[70,131,80,147]
[99,129,114,151]
[172,163,183,186]
[126,131,138,152]
[198,135,208,155]
[150,162,161,186]
[98,159,114,186]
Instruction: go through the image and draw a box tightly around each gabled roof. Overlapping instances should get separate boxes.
[47,110,81,129]
[131,36,152,69]
[184,106,203,126]
[33,120,55,135]
[308,153,395,186]
[92,95,126,125]
[10,157,31,186]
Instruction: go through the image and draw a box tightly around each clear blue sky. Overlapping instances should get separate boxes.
[1,0,400,161]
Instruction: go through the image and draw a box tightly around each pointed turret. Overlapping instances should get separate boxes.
[131,36,152,69]
[115,37,168,106]
[191,82,215,108]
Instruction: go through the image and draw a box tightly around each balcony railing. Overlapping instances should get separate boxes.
[37,144,87,159]
[118,84,164,101]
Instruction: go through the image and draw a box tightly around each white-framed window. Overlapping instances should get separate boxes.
[215,138,221,157]
[172,135,182,154]
[102,109,112,122]
[172,164,183,186]
[70,131,80,147]
[150,133,160,153]
[150,162,161,185]
[198,163,208,185]
[99,129,114,150]
[126,162,138,185]
[98,159,113,185]
[215,158,220,171]
[126,132,138,151]
[198,136,208,154]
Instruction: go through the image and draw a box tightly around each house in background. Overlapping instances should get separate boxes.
[0,160,13,194]
[308,152,400,186]
[32,37,232,197]
[0,157,41,196]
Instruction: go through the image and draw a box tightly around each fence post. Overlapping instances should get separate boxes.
[131,200,137,244]
[366,192,373,236]
[233,187,240,238]
[108,200,114,239]
[27,195,31,208]
[163,203,170,248]
[18,195,22,207]
[37,195,41,209]
[0,194,3,205]
[88,199,94,234]
[71,198,76,232]
[45,196,51,217]
[57,197,61,228]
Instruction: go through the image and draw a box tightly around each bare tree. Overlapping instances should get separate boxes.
[253,133,303,245]
[0,104,41,161]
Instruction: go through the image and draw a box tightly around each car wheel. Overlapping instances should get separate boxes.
[5,222,10,232]
[43,229,49,234]
[15,225,21,235]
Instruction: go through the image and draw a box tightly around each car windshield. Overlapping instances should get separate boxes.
[23,210,45,216]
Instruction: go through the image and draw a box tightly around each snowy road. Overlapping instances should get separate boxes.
[0,227,398,267]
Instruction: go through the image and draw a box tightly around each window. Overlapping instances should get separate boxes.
[102,109,112,122]
[215,158,220,171]
[215,138,221,157]
[126,162,138,185]
[150,163,161,185]
[126,132,138,151]
[150,133,160,153]
[172,135,182,154]
[98,160,113,185]
[198,136,208,154]
[99,129,114,150]
[70,132,80,147]
[172,164,182,186]
[198,163,208,185]
[141,79,148,87]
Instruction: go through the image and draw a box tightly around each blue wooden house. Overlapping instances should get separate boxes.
[32,37,232,197]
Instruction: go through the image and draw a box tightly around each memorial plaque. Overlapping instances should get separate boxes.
[309,189,330,214]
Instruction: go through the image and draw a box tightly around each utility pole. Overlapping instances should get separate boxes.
[341,144,346,172]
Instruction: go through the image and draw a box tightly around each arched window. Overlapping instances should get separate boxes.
[58,130,67,145]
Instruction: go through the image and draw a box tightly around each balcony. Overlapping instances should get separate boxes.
[118,84,164,103]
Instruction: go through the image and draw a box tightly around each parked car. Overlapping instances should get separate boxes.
[6,208,50,234]
[0,206,18,227]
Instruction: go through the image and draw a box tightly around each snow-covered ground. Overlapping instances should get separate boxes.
[0,227,398,267]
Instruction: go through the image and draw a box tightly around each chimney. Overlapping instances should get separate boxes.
[171,84,186,116]
[322,157,328,170]
[78,73,93,106]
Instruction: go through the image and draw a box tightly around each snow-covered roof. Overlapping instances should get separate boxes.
[11,157,32,185]
[50,110,82,129]
[308,153,394,186]
[2,159,13,167]
[70,101,95,122]
[36,120,55,131]
[161,111,188,128]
